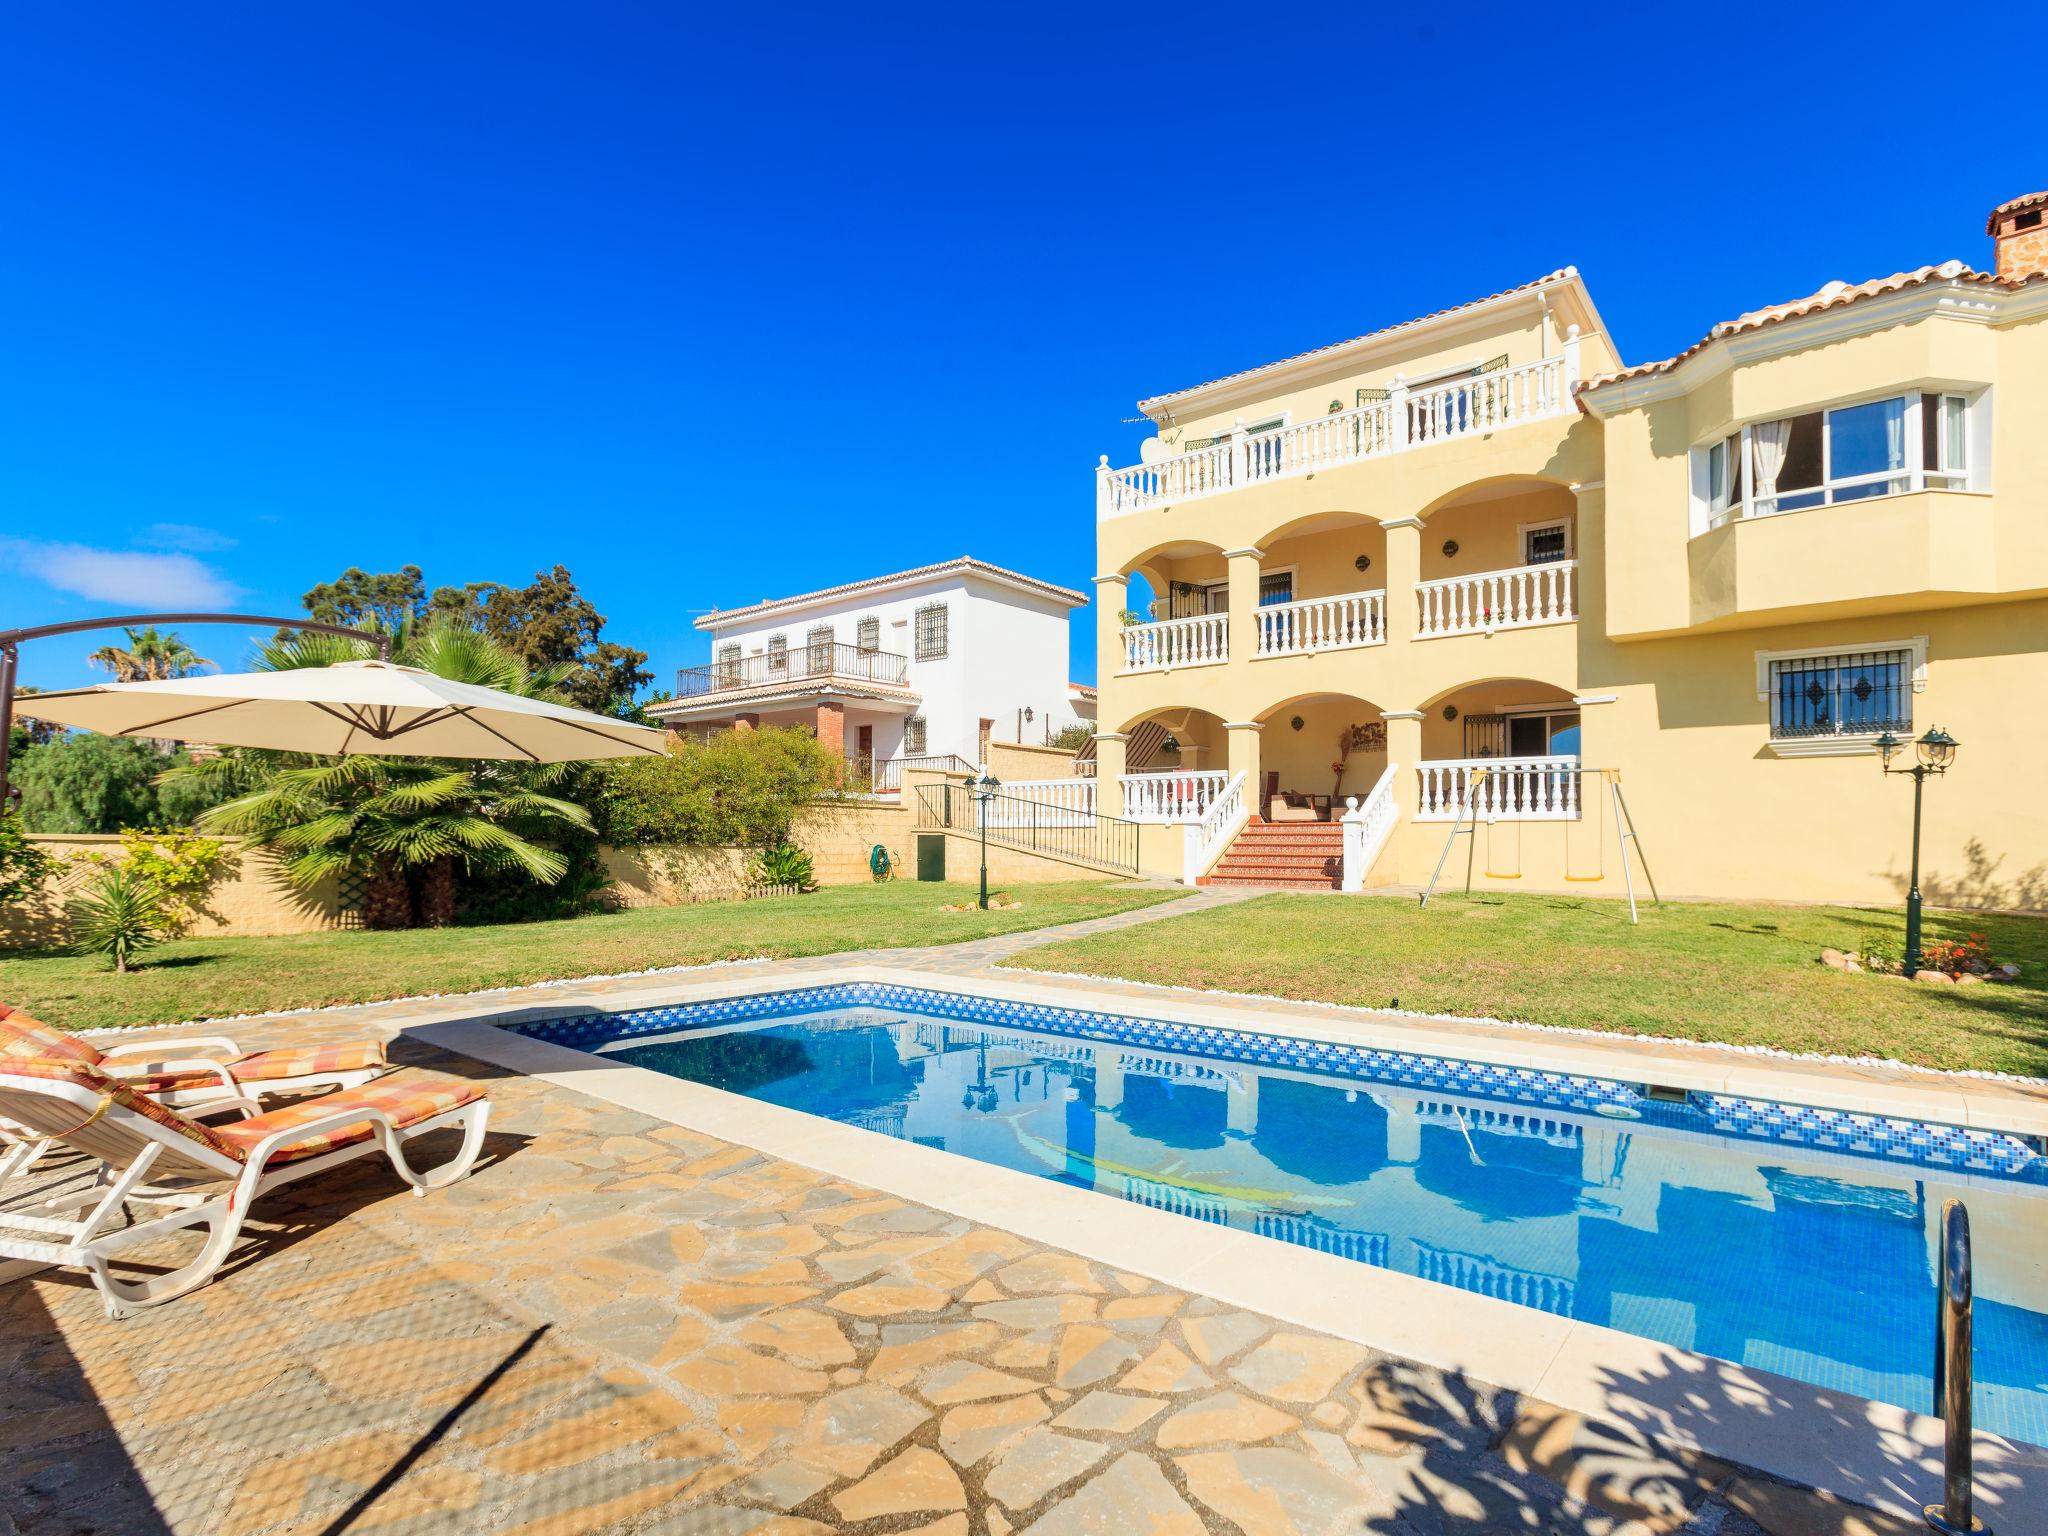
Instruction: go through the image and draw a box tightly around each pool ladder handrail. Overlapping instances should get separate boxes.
[1925,1198,1988,1534]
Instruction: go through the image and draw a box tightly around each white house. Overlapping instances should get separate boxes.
[647,557,1089,784]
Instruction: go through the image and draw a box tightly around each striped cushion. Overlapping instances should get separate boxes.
[0,1005,103,1067]
[0,1056,243,1164]
[211,1069,485,1165]
[129,1039,389,1093]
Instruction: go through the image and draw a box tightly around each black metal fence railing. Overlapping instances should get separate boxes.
[676,642,909,698]
[915,782,1140,876]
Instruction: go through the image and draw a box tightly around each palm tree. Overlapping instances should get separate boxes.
[173,618,589,928]
[88,627,216,682]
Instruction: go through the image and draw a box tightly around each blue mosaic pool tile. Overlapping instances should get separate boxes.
[510,983,2043,1185]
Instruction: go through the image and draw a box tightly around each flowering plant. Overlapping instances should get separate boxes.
[1919,932,1995,979]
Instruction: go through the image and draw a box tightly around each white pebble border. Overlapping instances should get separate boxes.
[1004,964,2048,1090]
[75,956,775,1037]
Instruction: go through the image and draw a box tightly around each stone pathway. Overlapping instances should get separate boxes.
[1,897,1930,1535]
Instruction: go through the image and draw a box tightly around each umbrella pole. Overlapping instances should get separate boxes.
[1,641,17,809]
[0,612,390,808]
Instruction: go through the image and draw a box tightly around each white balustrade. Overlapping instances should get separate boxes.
[1181,770,1249,884]
[1099,344,1579,517]
[987,777,1096,827]
[1414,559,1577,638]
[1120,769,1228,823]
[1120,612,1227,672]
[1415,756,1582,821]
[1254,589,1386,657]
[1339,764,1400,891]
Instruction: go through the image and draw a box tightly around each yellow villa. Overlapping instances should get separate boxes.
[1085,190,2048,907]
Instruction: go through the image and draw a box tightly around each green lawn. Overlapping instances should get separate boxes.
[2,881,1185,1033]
[1006,892,2048,1077]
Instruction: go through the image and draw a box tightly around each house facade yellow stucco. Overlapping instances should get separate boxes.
[1090,201,2048,908]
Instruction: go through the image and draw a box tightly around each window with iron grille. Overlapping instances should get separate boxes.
[856,615,880,653]
[716,642,742,684]
[805,625,835,674]
[914,603,948,660]
[1769,648,1912,739]
[904,715,927,754]
[766,634,788,672]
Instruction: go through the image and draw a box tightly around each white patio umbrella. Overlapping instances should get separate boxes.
[19,658,668,762]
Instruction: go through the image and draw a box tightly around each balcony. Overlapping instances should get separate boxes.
[675,642,909,699]
[1099,350,1578,518]
[1120,612,1227,674]
[1254,590,1386,657]
[1415,560,1578,639]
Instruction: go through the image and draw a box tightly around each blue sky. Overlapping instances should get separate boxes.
[3,3,2041,693]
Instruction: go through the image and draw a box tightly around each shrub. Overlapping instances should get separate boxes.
[755,840,816,892]
[12,735,234,833]
[1921,932,1995,979]
[592,728,837,849]
[1048,723,1095,752]
[68,828,235,937]
[67,866,166,973]
[0,809,56,908]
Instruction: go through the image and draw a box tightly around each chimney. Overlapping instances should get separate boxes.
[1987,191,2048,279]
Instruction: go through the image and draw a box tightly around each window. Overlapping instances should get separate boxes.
[766,634,788,672]
[715,642,742,684]
[914,603,948,660]
[805,624,835,674]
[1766,647,1914,741]
[1692,393,1978,532]
[855,615,880,653]
[1521,520,1571,565]
[904,715,927,754]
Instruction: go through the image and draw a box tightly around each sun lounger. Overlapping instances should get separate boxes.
[0,1055,490,1317]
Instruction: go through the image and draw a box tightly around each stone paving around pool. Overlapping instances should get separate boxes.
[0,904,1952,1536]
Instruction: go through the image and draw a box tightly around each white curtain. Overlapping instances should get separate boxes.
[1883,396,1906,486]
[1750,419,1791,511]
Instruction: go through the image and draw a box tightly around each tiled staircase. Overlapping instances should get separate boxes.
[1199,818,1344,889]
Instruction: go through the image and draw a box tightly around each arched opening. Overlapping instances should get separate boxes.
[1253,692,1389,821]
[1249,511,1388,657]
[1115,705,1230,821]
[1418,476,1578,589]
[1417,677,1582,823]
[1118,539,1227,623]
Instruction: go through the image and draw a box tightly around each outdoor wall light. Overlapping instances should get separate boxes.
[1442,705,1459,721]
[1290,716,1304,732]
[1161,732,1180,755]
[1354,554,1372,572]
[1875,726,1960,974]
[1441,539,1460,559]
[1022,707,1034,723]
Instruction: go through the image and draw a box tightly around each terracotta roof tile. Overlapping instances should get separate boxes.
[695,558,1087,631]
[1138,268,1580,414]
[1579,262,2041,392]
[1988,189,2048,233]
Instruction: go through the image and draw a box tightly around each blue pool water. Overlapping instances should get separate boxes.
[520,982,2048,1444]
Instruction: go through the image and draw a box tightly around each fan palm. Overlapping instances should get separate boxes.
[88,626,216,682]
[176,618,590,928]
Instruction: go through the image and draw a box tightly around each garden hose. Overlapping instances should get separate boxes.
[869,844,893,881]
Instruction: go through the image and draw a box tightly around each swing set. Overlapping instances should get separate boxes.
[1420,765,1659,922]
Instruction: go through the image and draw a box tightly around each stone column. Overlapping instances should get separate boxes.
[1222,546,1264,664]
[1093,572,1129,683]
[1381,709,1424,882]
[1224,720,1262,803]
[814,701,845,758]
[1379,515,1424,645]
[1094,731,1128,817]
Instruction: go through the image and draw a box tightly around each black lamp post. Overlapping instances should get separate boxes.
[967,764,1000,910]
[1876,726,1959,976]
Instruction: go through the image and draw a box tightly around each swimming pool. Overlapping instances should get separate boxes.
[516,981,2048,1445]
